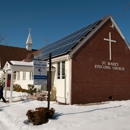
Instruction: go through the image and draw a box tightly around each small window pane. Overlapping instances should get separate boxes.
[23,72,26,80]
[57,62,60,79]
[30,72,33,80]
[62,61,65,79]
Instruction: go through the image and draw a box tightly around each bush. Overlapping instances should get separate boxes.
[21,88,29,93]
[13,84,21,91]
[28,84,37,95]
[50,86,56,101]
[13,84,29,93]
[15,87,22,92]
[26,107,55,125]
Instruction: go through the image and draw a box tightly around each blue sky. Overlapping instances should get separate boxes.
[0,0,130,49]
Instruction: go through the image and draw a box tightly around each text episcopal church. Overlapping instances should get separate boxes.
[18,15,130,104]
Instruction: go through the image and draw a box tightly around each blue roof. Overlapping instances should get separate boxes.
[36,18,102,60]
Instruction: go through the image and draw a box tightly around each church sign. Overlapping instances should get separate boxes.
[33,60,47,85]
[95,61,125,71]
[94,31,125,71]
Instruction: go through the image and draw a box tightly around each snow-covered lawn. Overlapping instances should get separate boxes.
[0,91,130,130]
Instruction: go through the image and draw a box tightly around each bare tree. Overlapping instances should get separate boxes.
[0,32,7,45]
[0,32,4,43]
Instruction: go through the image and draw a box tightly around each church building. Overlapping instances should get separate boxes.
[0,29,37,87]
[15,15,130,104]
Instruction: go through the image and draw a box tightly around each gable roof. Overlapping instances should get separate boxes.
[0,45,37,68]
[36,18,102,60]
[35,15,129,60]
[24,47,44,62]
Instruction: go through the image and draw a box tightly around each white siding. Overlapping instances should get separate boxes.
[52,59,70,103]
[14,55,71,104]
[15,71,46,91]
[15,72,33,89]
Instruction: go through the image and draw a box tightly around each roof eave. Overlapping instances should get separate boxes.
[69,15,111,58]
[69,15,130,58]
[109,16,130,49]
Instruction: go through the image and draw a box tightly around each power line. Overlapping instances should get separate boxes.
[115,1,130,18]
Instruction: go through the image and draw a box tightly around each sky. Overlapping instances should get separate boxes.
[1,91,130,130]
[0,0,130,50]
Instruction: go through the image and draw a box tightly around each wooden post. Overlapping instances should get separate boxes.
[10,69,14,103]
[4,71,8,99]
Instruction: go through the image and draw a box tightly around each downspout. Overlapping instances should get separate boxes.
[64,70,67,104]
[68,56,72,105]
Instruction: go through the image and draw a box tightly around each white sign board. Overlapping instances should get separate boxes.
[33,60,47,85]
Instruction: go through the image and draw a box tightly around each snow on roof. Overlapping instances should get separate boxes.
[10,61,33,66]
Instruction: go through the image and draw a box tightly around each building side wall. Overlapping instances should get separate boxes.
[71,19,130,104]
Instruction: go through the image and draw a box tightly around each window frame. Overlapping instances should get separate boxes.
[57,61,65,79]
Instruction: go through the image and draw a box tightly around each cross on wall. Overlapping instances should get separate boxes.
[104,32,116,61]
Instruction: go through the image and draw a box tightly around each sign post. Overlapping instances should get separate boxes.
[47,53,51,114]
[33,55,51,117]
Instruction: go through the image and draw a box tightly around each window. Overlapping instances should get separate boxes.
[17,72,20,80]
[23,72,26,80]
[57,61,65,79]
[29,72,33,80]
[62,61,65,79]
[57,62,60,79]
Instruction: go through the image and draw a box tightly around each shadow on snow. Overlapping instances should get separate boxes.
[52,105,122,120]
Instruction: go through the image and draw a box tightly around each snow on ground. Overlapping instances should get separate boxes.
[0,91,130,130]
